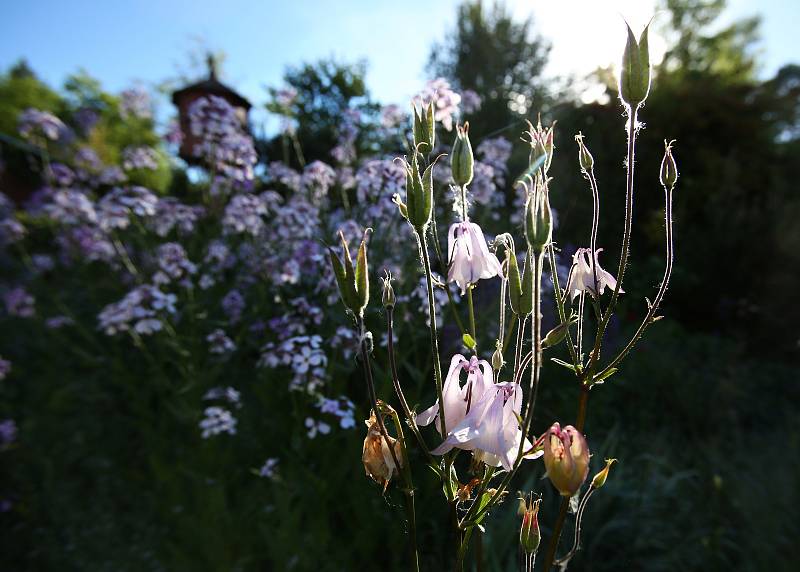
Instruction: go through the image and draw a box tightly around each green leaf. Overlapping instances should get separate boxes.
[551,358,577,372]
[592,367,619,385]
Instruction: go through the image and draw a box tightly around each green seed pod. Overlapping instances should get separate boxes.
[660,139,678,189]
[542,318,575,348]
[329,231,360,315]
[524,188,552,254]
[575,132,594,172]
[404,153,438,231]
[519,497,541,555]
[451,122,474,187]
[381,271,395,309]
[354,230,370,313]
[412,102,436,154]
[591,458,618,490]
[620,21,651,108]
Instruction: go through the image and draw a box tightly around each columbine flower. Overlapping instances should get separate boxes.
[417,354,494,435]
[447,222,502,294]
[565,248,622,301]
[432,381,537,471]
[543,422,590,496]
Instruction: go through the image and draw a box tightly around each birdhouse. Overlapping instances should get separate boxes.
[171,55,252,164]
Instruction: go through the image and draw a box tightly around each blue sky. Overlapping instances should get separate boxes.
[1,0,797,118]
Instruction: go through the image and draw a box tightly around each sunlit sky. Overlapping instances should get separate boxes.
[1,0,797,122]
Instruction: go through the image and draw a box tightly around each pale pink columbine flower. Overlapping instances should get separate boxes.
[417,354,493,435]
[565,248,623,301]
[447,222,503,294]
[431,382,541,470]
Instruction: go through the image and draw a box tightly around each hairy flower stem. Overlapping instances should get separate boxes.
[460,253,543,528]
[547,245,579,366]
[467,286,477,352]
[356,317,417,569]
[554,486,597,569]
[386,407,420,572]
[588,109,639,377]
[598,185,675,377]
[542,386,590,570]
[418,231,447,438]
[387,307,434,463]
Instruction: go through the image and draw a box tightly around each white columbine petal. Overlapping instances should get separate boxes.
[447,222,502,294]
[432,381,533,471]
[416,354,494,435]
[565,248,623,301]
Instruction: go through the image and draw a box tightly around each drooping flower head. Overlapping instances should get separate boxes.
[447,222,502,294]
[362,410,403,491]
[431,381,539,471]
[565,248,622,301]
[417,354,494,435]
[543,422,590,496]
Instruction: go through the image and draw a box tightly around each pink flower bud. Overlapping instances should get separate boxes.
[543,422,590,496]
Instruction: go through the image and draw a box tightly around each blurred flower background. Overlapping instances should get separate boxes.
[0,0,798,570]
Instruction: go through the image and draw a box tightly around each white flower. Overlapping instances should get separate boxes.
[565,248,623,301]
[417,354,493,435]
[431,382,540,471]
[447,222,502,294]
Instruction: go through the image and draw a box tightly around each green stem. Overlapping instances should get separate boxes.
[588,109,639,377]
[547,244,579,367]
[419,231,447,437]
[466,286,477,353]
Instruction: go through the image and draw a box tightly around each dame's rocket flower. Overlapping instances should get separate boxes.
[417,354,494,434]
[565,248,622,301]
[431,381,538,471]
[447,222,502,294]
[543,422,590,496]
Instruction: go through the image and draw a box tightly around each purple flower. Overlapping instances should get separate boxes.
[565,248,622,301]
[98,284,176,336]
[119,87,152,120]
[4,287,35,318]
[258,457,279,478]
[413,78,462,131]
[151,198,204,237]
[45,315,74,329]
[0,356,11,381]
[447,222,502,294]
[97,186,158,231]
[122,146,159,171]
[266,162,301,191]
[0,218,26,245]
[206,329,237,355]
[221,289,245,324]
[0,419,17,448]
[51,163,75,187]
[73,107,100,134]
[199,406,237,438]
[461,90,482,114]
[380,104,406,129]
[44,189,97,225]
[153,242,196,284]
[223,193,267,236]
[203,385,241,407]
[302,160,336,202]
[18,108,67,142]
[304,417,331,438]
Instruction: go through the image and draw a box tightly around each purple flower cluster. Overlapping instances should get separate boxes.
[206,329,237,355]
[97,186,158,231]
[151,198,204,237]
[4,287,35,318]
[122,146,160,171]
[259,334,327,393]
[0,356,11,381]
[18,108,67,142]
[188,95,257,184]
[119,87,152,120]
[199,406,237,438]
[0,419,17,448]
[413,78,462,131]
[97,284,176,335]
[153,242,196,285]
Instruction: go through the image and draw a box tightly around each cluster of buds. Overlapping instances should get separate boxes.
[518,494,542,556]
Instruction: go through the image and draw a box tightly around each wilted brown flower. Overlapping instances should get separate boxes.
[362,411,403,491]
